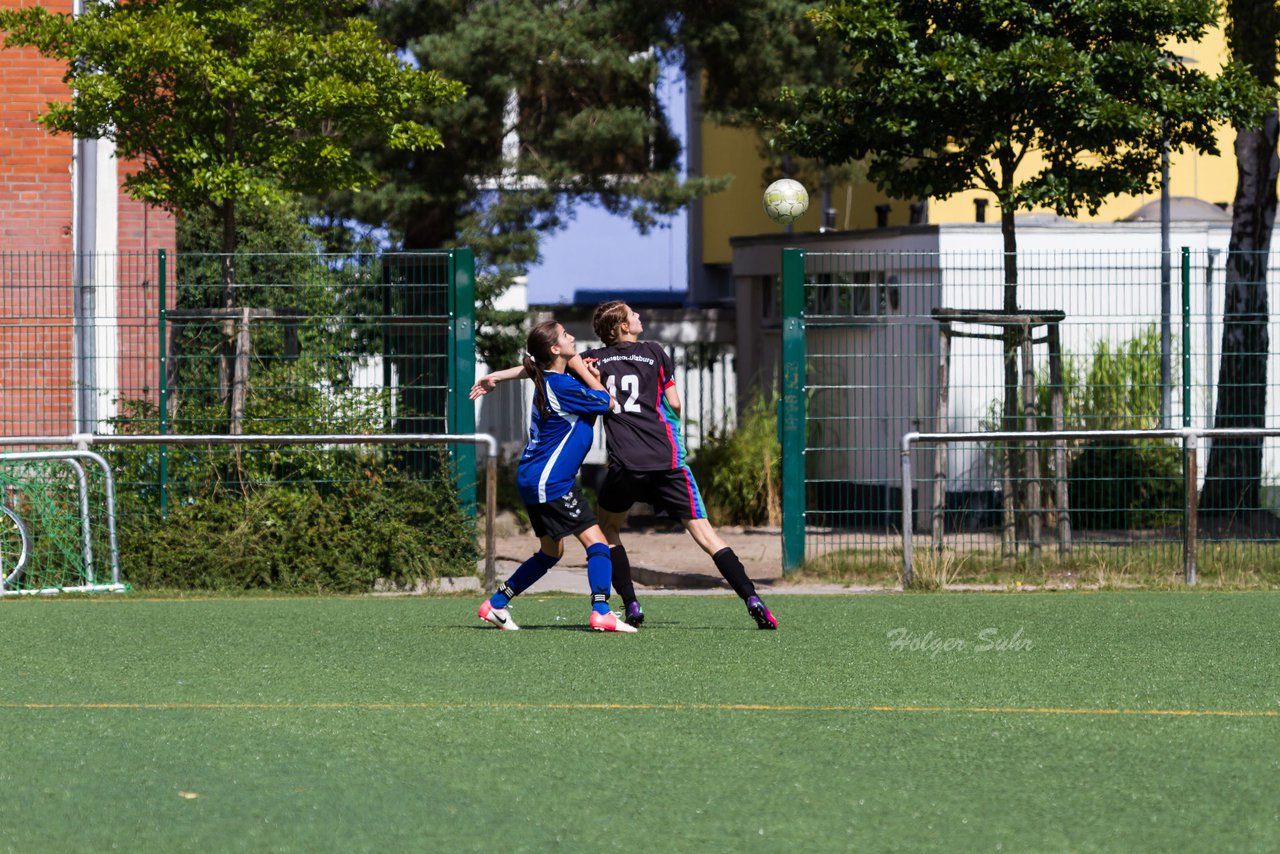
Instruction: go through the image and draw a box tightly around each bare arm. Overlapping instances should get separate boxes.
[663,384,682,418]
[469,364,528,400]
[567,354,606,391]
[569,354,617,409]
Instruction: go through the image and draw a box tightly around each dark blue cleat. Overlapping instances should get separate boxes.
[624,600,645,628]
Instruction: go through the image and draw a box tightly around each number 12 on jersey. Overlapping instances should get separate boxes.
[605,374,642,413]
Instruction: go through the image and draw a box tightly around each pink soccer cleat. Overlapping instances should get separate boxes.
[746,595,778,630]
[589,610,638,633]
[479,599,520,630]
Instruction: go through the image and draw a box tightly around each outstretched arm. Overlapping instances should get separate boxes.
[469,364,527,400]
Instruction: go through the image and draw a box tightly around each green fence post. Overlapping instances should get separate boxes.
[158,248,169,518]
[781,248,806,574]
[1181,247,1192,428]
[450,248,477,512]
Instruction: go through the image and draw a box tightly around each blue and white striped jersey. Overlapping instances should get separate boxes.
[516,370,611,505]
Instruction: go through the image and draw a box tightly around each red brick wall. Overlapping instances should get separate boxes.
[0,0,75,253]
[1,0,174,433]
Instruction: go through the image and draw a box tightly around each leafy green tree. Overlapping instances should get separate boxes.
[0,0,459,256]
[776,0,1268,509]
[1201,0,1280,516]
[780,0,1264,306]
[0,0,461,429]
[315,0,830,366]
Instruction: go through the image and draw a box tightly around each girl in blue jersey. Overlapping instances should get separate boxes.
[477,320,637,633]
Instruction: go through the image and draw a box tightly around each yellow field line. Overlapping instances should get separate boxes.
[0,702,1276,718]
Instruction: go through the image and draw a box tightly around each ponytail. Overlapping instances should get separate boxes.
[523,353,549,417]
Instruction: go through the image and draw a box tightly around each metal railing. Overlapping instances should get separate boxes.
[900,427,1280,588]
[775,246,1280,575]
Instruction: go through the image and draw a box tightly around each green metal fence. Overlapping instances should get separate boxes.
[153,249,476,508]
[780,246,1280,576]
[0,247,476,525]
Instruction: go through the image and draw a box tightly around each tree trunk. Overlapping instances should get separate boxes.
[218,201,250,484]
[1202,113,1278,514]
[1000,193,1020,555]
[219,203,237,408]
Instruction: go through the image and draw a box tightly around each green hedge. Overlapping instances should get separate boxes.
[118,474,477,592]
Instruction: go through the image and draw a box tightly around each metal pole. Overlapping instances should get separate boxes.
[1181,248,1196,586]
[1204,248,1219,459]
[157,248,169,517]
[66,458,94,583]
[1181,247,1192,428]
[780,248,807,574]
[901,437,915,589]
[484,451,497,590]
[1160,141,1172,428]
[931,325,950,553]
[1184,432,1198,585]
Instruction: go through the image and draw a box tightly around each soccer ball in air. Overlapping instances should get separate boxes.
[763,179,810,224]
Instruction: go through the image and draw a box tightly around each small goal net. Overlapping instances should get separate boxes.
[0,451,124,596]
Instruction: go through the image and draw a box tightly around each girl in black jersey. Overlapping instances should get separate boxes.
[582,301,776,630]
[471,303,777,630]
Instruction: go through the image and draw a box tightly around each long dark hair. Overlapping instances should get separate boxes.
[523,320,562,417]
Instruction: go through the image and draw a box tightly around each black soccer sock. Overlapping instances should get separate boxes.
[712,547,756,601]
[611,544,638,606]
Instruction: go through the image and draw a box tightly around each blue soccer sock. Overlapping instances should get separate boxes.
[490,550,560,608]
[585,542,613,615]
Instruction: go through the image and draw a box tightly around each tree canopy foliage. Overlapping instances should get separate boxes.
[309,0,830,365]
[0,0,461,254]
[779,0,1268,303]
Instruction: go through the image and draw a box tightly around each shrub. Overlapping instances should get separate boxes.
[1067,440,1182,530]
[982,324,1180,530]
[117,471,478,592]
[687,393,781,527]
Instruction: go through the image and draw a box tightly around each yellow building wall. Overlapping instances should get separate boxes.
[702,28,1239,265]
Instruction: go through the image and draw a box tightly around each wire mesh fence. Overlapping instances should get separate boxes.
[0,249,478,589]
[781,247,1280,576]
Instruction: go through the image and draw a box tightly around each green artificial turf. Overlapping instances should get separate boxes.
[0,592,1277,852]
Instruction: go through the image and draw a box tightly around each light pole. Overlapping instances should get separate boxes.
[1160,135,1172,429]
[1158,55,1195,430]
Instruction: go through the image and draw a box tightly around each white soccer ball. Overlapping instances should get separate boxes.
[763,178,810,224]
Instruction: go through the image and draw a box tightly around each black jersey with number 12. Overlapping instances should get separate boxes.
[581,340,685,472]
